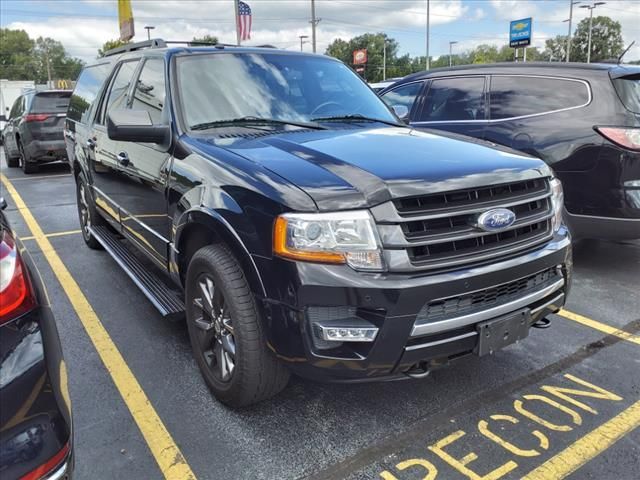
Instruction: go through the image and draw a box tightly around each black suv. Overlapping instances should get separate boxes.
[3,90,71,174]
[65,40,571,407]
[380,63,640,240]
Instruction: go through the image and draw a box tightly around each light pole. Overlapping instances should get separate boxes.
[299,35,309,51]
[383,38,387,80]
[144,26,155,41]
[449,41,458,67]
[580,2,606,63]
[565,1,581,62]
[425,0,430,70]
[310,0,320,53]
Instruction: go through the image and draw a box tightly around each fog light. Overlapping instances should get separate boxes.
[314,322,378,342]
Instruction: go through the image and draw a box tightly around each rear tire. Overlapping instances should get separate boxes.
[76,172,105,250]
[18,141,38,174]
[185,244,289,407]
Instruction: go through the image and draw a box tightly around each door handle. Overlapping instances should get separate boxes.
[86,138,96,150]
[117,151,130,167]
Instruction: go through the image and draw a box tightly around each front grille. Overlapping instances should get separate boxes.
[372,177,554,271]
[416,267,561,325]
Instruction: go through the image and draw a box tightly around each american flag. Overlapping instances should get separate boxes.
[237,1,252,41]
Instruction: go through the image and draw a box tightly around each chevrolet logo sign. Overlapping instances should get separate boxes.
[513,22,528,31]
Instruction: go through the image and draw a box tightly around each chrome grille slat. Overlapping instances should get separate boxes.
[376,178,554,272]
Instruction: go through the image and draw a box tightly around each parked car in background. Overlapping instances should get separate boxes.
[1,80,37,145]
[369,77,404,93]
[0,197,74,479]
[380,63,640,240]
[3,90,71,174]
[65,40,570,407]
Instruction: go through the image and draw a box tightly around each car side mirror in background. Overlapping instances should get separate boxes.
[107,110,169,145]
[391,105,409,122]
[0,197,7,211]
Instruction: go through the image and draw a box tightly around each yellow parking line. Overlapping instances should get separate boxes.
[21,229,82,241]
[558,309,640,346]
[0,174,196,480]
[522,399,640,479]
[8,173,72,181]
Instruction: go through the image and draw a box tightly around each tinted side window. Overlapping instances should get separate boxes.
[100,60,139,124]
[490,76,589,119]
[381,82,423,113]
[68,63,112,123]
[419,77,486,122]
[131,59,166,124]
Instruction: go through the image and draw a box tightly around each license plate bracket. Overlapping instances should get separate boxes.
[475,309,531,357]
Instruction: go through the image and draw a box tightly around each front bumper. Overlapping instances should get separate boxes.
[255,228,572,382]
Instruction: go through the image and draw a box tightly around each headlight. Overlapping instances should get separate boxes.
[550,177,564,231]
[273,211,384,271]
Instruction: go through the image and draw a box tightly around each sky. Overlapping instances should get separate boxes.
[2,0,639,62]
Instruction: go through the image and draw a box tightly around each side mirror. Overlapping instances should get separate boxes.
[0,197,7,211]
[0,115,6,122]
[391,105,409,121]
[107,110,169,144]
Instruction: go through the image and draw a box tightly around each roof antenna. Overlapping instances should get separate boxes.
[618,41,635,65]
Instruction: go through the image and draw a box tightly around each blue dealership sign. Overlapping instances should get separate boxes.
[510,18,532,48]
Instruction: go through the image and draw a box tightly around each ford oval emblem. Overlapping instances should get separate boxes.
[475,208,516,232]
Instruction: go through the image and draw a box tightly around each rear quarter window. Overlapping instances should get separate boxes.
[31,92,71,113]
[68,63,112,124]
[612,74,640,114]
[490,76,590,120]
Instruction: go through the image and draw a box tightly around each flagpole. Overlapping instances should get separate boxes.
[234,0,241,45]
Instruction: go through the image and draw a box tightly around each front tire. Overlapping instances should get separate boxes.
[185,244,289,407]
[76,172,104,250]
[4,143,19,168]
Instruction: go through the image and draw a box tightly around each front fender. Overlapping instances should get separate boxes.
[172,207,267,298]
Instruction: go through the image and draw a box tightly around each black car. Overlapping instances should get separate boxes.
[380,63,640,240]
[65,39,571,407]
[0,198,73,479]
[3,90,71,174]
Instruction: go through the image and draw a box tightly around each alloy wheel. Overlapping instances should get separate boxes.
[192,274,236,382]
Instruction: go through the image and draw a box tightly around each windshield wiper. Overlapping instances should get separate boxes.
[190,116,326,131]
[311,114,407,128]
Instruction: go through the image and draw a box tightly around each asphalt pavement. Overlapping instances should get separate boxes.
[1,152,638,480]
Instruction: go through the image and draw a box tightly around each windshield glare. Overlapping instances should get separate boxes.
[176,53,396,128]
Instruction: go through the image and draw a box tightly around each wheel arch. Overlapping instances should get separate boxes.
[173,209,266,298]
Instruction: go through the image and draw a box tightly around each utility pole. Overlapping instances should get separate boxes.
[425,0,430,70]
[565,1,580,62]
[234,0,241,46]
[449,41,457,67]
[299,35,309,51]
[310,0,320,53]
[383,38,387,80]
[44,45,52,88]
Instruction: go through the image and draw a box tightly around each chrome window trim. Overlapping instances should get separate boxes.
[412,74,592,125]
[411,277,565,337]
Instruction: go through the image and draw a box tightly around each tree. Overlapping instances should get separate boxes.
[98,38,130,57]
[326,33,400,82]
[571,16,623,63]
[34,36,83,83]
[0,28,36,80]
[189,35,219,45]
[543,35,569,62]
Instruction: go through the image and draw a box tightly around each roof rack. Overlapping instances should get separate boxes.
[103,38,282,57]
[103,38,167,57]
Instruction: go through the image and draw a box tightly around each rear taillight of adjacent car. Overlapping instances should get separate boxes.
[595,127,640,151]
[0,230,36,324]
[24,114,51,123]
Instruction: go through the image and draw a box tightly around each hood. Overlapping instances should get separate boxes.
[193,126,550,210]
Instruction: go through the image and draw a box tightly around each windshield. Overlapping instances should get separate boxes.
[176,52,396,129]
